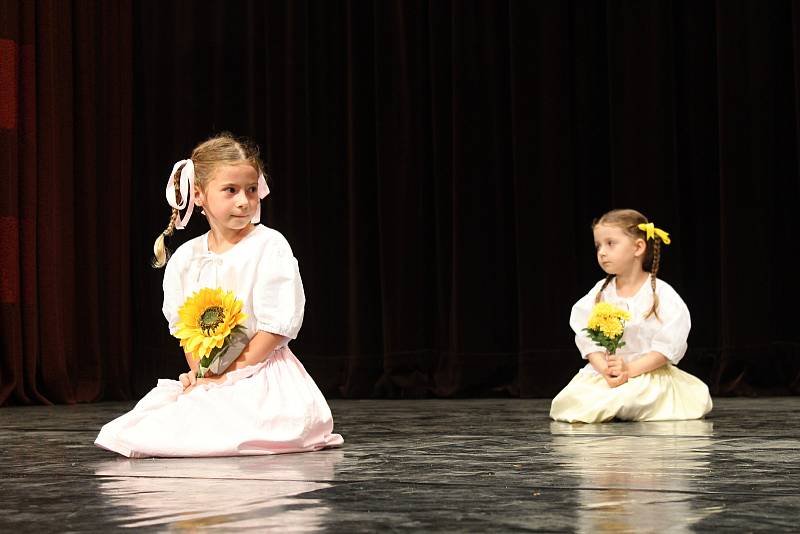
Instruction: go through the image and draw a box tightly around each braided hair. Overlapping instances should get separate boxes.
[594,274,616,304]
[647,236,662,320]
[151,167,183,268]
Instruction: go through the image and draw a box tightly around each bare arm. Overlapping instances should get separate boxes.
[588,351,630,388]
[607,351,668,379]
[626,352,668,377]
[182,330,285,392]
[587,352,608,374]
[222,330,285,373]
[184,352,199,375]
[178,351,200,388]
[185,331,284,376]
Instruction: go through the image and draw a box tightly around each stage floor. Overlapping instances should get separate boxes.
[1,398,798,532]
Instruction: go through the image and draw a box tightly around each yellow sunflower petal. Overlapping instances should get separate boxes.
[196,338,213,358]
[186,335,205,355]
[172,286,248,360]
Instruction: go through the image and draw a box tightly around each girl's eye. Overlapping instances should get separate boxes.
[224,187,236,193]
[248,186,258,193]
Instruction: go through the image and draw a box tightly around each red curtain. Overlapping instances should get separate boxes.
[0,0,132,405]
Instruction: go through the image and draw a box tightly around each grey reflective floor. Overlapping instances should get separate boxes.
[1,398,799,532]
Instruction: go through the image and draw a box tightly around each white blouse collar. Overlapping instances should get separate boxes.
[608,276,653,301]
[201,224,264,257]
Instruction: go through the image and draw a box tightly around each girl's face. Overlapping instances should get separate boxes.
[195,163,260,233]
[593,223,646,275]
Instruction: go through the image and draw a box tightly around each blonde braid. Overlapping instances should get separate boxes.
[645,239,661,319]
[595,274,615,304]
[152,165,185,268]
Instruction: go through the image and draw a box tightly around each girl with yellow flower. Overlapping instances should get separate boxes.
[550,209,712,423]
[95,134,343,457]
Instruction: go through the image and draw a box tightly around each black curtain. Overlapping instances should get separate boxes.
[130,0,800,399]
[3,1,799,405]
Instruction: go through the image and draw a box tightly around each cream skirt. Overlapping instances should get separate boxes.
[550,364,712,423]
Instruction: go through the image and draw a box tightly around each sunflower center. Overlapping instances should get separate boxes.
[199,306,225,335]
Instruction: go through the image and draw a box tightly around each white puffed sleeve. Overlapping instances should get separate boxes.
[649,284,691,365]
[253,239,306,339]
[162,248,188,335]
[569,280,606,359]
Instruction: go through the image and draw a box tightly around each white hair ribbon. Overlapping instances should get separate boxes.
[166,159,270,227]
[165,159,196,229]
[251,172,270,224]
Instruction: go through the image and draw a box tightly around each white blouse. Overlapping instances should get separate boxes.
[569,277,691,373]
[162,225,305,345]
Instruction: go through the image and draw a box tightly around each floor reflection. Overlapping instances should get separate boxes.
[91,450,343,530]
[549,420,717,533]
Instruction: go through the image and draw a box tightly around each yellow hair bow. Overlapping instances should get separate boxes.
[637,222,671,245]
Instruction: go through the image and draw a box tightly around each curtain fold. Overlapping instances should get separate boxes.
[0,0,132,405]
[2,0,799,404]
[129,0,800,398]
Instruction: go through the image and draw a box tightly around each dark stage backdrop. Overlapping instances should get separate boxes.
[1,0,799,405]
[0,0,132,405]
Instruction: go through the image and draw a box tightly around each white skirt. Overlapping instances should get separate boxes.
[95,347,343,458]
[550,364,713,423]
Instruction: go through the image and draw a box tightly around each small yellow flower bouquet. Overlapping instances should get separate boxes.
[174,288,249,377]
[582,302,631,355]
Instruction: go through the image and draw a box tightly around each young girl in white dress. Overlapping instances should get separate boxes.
[550,209,712,423]
[95,133,343,457]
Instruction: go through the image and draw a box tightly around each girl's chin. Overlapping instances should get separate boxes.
[222,220,252,231]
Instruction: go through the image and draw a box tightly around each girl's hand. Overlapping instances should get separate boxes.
[182,375,226,394]
[606,355,628,377]
[178,371,197,388]
[603,372,629,388]
[587,351,610,375]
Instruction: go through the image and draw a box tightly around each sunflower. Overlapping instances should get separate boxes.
[174,287,248,360]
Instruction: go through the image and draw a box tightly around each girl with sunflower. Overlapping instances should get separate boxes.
[549,209,712,423]
[95,133,343,457]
